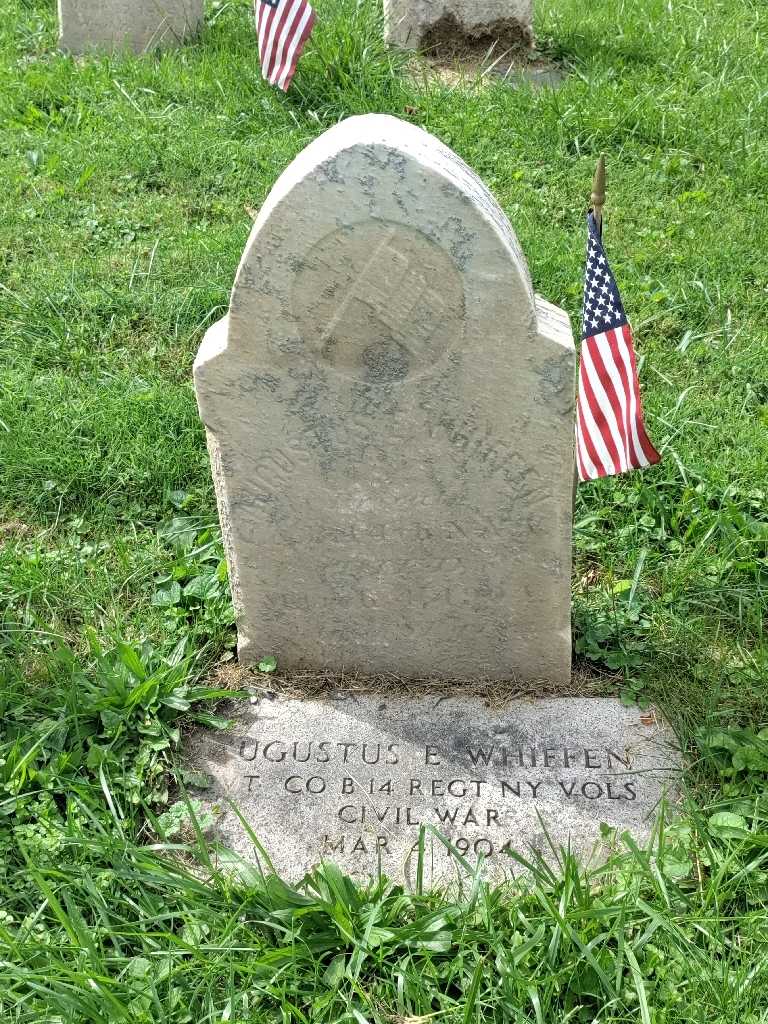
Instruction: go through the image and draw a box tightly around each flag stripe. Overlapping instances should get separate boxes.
[603,327,643,468]
[599,329,643,470]
[592,332,632,470]
[271,0,307,84]
[623,323,661,464]
[278,6,315,90]
[259,0,276,54]
[255,0,315,91]
[577,363,614,478]
[576,402,601,481]
[262,0,287,80]
[577,398,608,480]
[258,2,278,66]
[266,0,301,81]
[582,337,629,473]
[613,325,653,468]
[575,440,587,482]
[256,0,268,37]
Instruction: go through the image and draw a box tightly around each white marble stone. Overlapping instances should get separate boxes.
[384,0,533,52]
[185,695,680,887]
[194,114,575,682]
[58,0,203,54]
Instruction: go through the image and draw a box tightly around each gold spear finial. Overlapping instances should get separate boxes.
[591,154,606,237]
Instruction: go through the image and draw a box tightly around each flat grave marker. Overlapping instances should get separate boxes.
[187,694,679,886]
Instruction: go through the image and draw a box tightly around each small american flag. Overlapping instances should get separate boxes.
[576,212,661,482]
[255,0,316,92]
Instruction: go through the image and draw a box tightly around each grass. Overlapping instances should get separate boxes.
[1,0,768,1019]
[3,822,768,1023]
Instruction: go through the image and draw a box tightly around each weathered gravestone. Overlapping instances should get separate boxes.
[194,114,574,684]
[187,694,679,886]
[384,0,533,53]
[58,0,203,54]
[190,115,680,885]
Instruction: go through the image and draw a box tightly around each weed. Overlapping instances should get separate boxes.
[152,510,236,650]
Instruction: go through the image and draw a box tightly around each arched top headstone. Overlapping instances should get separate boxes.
[195,114,575,682]
[216,115,535,382]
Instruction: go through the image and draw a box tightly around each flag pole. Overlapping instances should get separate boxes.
[591,154,606,238]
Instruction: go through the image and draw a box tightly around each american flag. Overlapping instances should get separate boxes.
[255,0,316,92]
[576,212,661,481]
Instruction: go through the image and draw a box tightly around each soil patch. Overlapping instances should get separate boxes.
[410,42,565,90]
[420,13,533,56]
[204,660,614,710]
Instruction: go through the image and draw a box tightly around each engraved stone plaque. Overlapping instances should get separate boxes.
[384,0,534,52]
[186,695,680,887]
[292,221,464,383]
[58,0,203,54]
[194,114,575,681]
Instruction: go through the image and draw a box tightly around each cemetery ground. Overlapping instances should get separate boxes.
[1,0,767,1019]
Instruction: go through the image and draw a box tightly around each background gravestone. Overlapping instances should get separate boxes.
[58,0,203,54]
[194,114,575,683]
[384,0,533,53]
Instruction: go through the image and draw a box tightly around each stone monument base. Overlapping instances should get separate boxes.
[384,1,534,54]
[186,694,680,888]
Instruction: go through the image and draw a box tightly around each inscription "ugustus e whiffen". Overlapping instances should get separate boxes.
[237,739,632,770]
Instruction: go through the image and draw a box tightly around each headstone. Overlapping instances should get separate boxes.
[186,693,680,886]
[383,0,534,53]
[193,114,575,683]
[58,0,203,54]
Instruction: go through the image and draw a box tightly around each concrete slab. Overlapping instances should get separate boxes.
[185,694,681,887]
